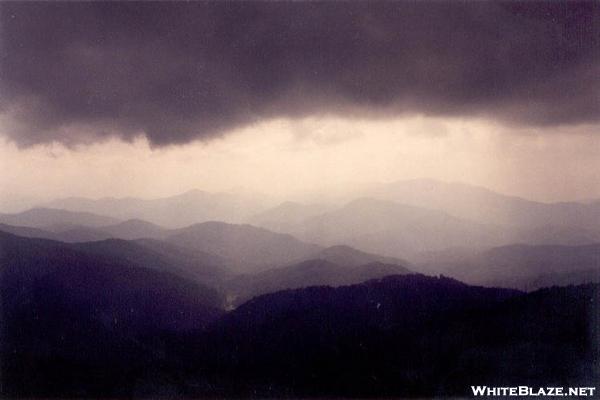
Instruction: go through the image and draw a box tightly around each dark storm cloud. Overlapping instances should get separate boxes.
[0,2,598,146]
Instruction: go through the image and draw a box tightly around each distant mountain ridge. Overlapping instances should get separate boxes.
[251,192,600,259]
[0,207,119,229]
[283,197,504,258]
[419,242,600,290]
[23,180,600,235]
[11,180,600,254]
[0,213,171,243]
[362,179,600,230]
[43,189,270,228]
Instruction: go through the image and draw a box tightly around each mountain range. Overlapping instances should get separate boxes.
[2,188,600,291]
[0,223,597,397]
[5,180,600,260]
[2,231,596,399]
[282,197,503,258]
[0,217,167,242]
[249,179,600,237]
[253,197,600,260]
[361,179,600,230]
[43,189,269,228]
[0,221,413,293]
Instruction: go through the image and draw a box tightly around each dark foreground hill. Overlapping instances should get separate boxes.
[0,232,225,397]
[187,277,598,398]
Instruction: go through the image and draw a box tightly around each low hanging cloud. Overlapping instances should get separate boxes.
[0,2,598,147]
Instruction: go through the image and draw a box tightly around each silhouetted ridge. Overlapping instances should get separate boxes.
[191,278,597,397]
[0,231,226,397]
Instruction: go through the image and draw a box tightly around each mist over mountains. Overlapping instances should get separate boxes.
[2,179,600,284]
[418,243,600,291]
[2,1,599,396]
[7,179,600,250]
[362,179,600,229]
[1,178,599,397]
[44,189,269,228]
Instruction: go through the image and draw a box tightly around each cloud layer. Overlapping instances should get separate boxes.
[1,2,598,146]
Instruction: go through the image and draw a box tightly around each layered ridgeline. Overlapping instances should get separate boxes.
[1,181,600,398]
[251,179,600,233]
[249,180,600,258]
[0,224,413,301]
[251,197,600,260]
[1,233,596,398]
[0,209,408,273]
[43,189,270,228]
[5,180,600,260]
[2,201,600,290]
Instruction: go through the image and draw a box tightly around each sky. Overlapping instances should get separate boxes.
[1,2,599,211]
